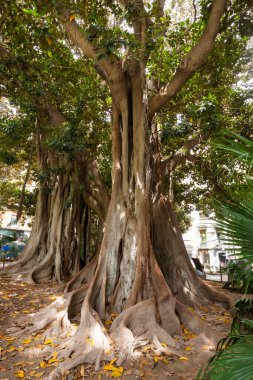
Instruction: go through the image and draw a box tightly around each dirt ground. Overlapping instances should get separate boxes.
[0,277,245,380]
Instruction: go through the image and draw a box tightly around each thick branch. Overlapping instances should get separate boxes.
[61,11,97,60]
[60,9,128,114]
[149,0,227,117]
[161,132,209,175]
[60,9,125,86]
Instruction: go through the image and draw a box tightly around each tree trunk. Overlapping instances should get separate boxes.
[23,68,231,378]
[0,136,85,283]
[16,133,34,222]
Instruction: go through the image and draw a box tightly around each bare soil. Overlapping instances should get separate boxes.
[0,278,245,380]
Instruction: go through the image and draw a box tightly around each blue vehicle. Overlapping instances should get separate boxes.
[0,237,25,260]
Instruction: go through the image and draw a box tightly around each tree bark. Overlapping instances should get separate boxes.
[16,133,34,222]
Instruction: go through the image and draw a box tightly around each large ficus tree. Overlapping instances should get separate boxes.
[1,0,252,375]
[0,3,112,282]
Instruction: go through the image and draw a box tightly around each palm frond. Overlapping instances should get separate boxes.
[198,338,253,380]
[216,194,253,265]
[213,131,253,169]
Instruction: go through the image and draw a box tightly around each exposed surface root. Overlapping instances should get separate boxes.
[110,296,181,360]
[21,284,88,338]
[19,281,230,379]
[46,302,112,379]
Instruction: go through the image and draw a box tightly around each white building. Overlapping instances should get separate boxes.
[0,210,31,239]
[183,210,234,272]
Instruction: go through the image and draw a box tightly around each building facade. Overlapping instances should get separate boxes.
[183,210,234,272]
[0,210,31,239]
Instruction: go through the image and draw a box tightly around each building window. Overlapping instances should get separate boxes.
[10,214,17,225]
[199,229,207,245]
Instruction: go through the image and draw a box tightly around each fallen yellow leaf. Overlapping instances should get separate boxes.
[185,346,192,351]
[162,342,167,347]
[48,358,58,364]
[110,358,117,365]
[44,339,53,345]
[179,357,189,361]
[111,370,122,378]
[7,346,16,352]
[15,370,25,378]
[52,351,58,359]
[69,14,75,21]
[104,364,117,371]
[22,339,32,344]
[29,370,36,376]
[40,361,46,368]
